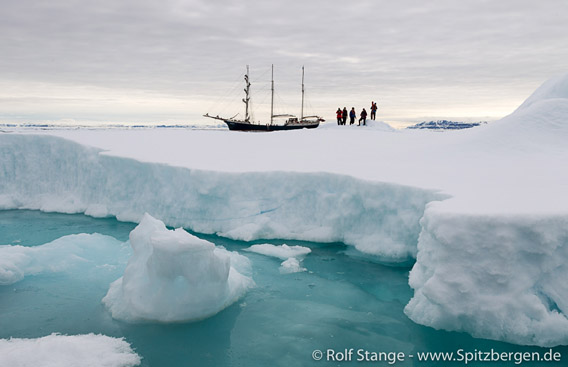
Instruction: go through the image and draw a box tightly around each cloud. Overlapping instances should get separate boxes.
[1,0,567,123]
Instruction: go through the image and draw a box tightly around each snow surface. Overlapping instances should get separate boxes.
[0,333,141,367]
[319,119,397,131]
[1,73,568,345]
[102,214,254,322]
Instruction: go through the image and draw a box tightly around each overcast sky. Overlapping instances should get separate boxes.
[1,0,567,126]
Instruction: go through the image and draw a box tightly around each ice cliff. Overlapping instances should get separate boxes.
[405,208,568,346]
[0,134,440,262]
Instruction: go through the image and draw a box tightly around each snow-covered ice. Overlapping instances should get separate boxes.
[1,73,568,345]
[244,243,311,274]
[244,243,311,260]
[102,214,254,323]
[278,257,306,274]
[404,73,568,347]
[0,133,439,262]
[405,209,568,347]
[0,333,141,367]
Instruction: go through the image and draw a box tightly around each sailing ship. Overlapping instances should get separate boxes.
[204,65,324,131]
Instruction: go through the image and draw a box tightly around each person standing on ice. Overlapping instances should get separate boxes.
[349,107,356,125]
[336,108,343,125]
[359,108,367,126]
[370,101,378,120]
[342,107,348,125]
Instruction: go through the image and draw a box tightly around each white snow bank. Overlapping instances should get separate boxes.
[102,214,254,323]
[0,333,141,367]
[0,233,126,285]
[517,73,568,111]
[244,243,311,260]
[0,134,440,262]
[470,73,568,151]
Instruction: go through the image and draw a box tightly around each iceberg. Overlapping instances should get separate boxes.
[0,333,140,367]
[102,214,254,323]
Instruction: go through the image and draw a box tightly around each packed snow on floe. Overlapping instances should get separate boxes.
[1,73,568,346]
[244,243,311,273]
[102,214,254,322]
[244,243,311,260]
[0,333,141,367]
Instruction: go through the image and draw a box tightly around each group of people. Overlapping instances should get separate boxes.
[336,102,378,126]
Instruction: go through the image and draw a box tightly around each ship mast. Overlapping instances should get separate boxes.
[301,66,305,120]
[243,65,251,122]
[270,64,274,125]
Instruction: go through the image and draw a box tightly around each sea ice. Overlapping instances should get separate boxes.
[0,233,127,285]
[405,74,568,347]
[279,257,306,274]
[1,73,568,346]
[405,209,568,347]
[244,243,311,260]
[0,133,441,263]
[102,214,254,322]
[245,243,310,274]
[0,333,141,367]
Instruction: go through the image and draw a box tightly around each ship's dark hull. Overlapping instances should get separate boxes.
[224,120,319,132]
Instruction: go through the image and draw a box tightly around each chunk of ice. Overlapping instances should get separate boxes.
[102,214,254,322]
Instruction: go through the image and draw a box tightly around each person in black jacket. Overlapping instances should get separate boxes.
[359,108,367,126]
[342,107,348,125]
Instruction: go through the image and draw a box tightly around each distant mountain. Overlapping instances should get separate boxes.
[407,120,487,130]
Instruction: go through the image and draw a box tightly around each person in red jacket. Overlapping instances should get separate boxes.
[336,108,342,125]
[370,101,378,120]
